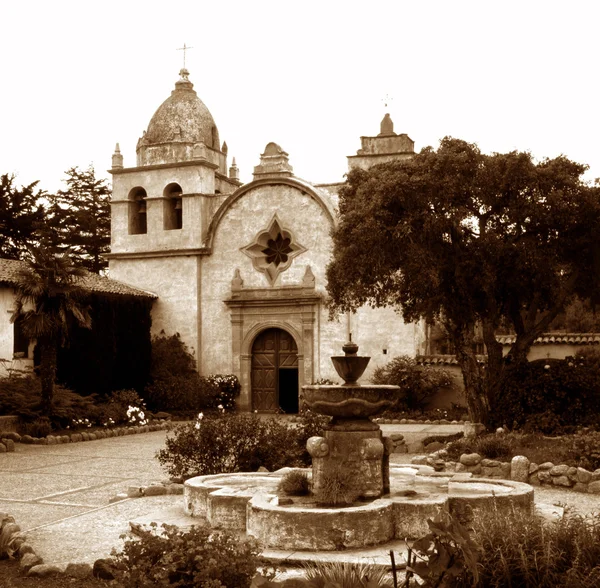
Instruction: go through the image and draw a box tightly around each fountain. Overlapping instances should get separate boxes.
[183,341,534,552]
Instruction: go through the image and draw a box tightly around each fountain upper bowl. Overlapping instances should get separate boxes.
[302,384,403,418]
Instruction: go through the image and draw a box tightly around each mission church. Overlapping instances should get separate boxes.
[107,68,424,412]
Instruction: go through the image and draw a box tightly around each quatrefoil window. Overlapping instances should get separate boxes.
[241,215,306,285]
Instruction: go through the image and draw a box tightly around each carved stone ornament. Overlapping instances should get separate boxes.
[240,214,306,285]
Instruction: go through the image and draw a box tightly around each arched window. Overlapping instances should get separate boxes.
[163,183,183,230]
[128,187,147,235]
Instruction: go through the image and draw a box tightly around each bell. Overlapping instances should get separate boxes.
[174,199,182,210]
[138,200,147,213]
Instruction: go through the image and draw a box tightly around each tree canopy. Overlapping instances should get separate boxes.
[0,174,46,259]
[327,137,600,425]
[47,165,111,273]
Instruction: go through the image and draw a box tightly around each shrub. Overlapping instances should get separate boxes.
[470,507,600,587]
[315,463,359,506]
[100,389,146,425]
[446,434,514,461]
[278,470,310,496]
[303,561,393,587]
[493,356,600,433]
[112,522,262,588]
[372,356,455,411]
[156,413,308,479]
[422,432,464,447]
[17,417,52,438]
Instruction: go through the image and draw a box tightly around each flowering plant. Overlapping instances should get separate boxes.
[71,417,92,429]
[127,405,148,426]
[206,374,241,410]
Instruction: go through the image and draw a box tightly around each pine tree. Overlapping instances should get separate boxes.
[0,174,46,259]
[48,165,111,273]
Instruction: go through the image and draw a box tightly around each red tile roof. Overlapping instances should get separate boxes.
[0,258,157,299]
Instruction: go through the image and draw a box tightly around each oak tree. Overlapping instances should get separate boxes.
[326,137,600,425]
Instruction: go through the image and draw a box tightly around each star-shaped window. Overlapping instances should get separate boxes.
[241,215,306,285]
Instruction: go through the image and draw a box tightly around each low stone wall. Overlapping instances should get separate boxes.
[412,451,600,494]
[0,421,170,453]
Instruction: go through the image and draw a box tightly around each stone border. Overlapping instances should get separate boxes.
[0,421,170,453]
[413,451,600,494]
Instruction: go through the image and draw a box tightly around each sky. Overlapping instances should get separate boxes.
[1,0,598,194]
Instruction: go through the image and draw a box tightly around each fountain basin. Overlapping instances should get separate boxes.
[302,384,403,419]
[184,465,534,551]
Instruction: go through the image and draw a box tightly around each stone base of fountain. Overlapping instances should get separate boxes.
[184,465,534,551]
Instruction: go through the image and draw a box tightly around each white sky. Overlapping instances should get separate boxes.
[1,0,598,193]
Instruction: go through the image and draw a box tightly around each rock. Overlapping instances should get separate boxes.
[17,542,36,556]
[528,473,541,486]
[511,456,530,483]
[591,469,600,482]
[2,431,20,442]
[20,435,34,444]
[432,460,446,472]
[61,435,70,443]
[426,441,445,452]
[81,432,90,441]
[93,558,118,580]
[278,497,294,505]
[257,466,269,472]
[455,462,467,472]
[538,471,552,484]
[20,553,42,572]
[65,563,93,578]
[573,482,589,492]
[410,455,429,465]
[481,458,502,467]
[71,433,82,442]
[529,462,539,474]
[88,433,97,441]
[587,481,600,494]
[460,453,482,467]
[3,522,20,535]
[467,464,482,475]
[437,449,448,459]
[496,427,505,435]
[127,486,145,498]
[567,466,578,479]
[109,493,129,503]
[0,443,6,453]
[45,435,56,445]
[390,433,404,441]
[577,467,592,484]
[393,445,408,454]
[143,484,167,497]
[499,463,511,478]
[552,475,573,487]
[538,462,554,470]
[166,484,184,496]
[550,464,569,476]
[27,564,61,577]
[464,422,486,438]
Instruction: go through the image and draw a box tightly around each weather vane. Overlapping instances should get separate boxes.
[177,43,194,69]
[382,93,393,110]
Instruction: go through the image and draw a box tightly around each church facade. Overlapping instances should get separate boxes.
[108,69,423,412]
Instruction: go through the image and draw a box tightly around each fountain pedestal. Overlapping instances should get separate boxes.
[303,340,402,500]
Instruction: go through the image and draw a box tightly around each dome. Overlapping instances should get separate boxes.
[136,69,221,165]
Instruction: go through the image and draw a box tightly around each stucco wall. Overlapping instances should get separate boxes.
[109,257,199,358]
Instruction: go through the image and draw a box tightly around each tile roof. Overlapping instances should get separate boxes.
[496,334,600,345]
[417,354,488,366]
[0,258,157,299]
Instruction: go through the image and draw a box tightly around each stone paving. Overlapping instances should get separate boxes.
[0,423,465,570]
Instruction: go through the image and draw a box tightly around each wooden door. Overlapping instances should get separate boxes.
[251,329,298,411]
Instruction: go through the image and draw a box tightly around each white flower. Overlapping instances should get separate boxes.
[544,364,550,370]
[198,412,204,420]
[195,422,201,430]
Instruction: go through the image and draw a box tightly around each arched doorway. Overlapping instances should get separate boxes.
[251,328,299,413]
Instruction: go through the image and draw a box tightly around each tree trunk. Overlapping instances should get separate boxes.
[38,338,57,416]
[449,322,490,426]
